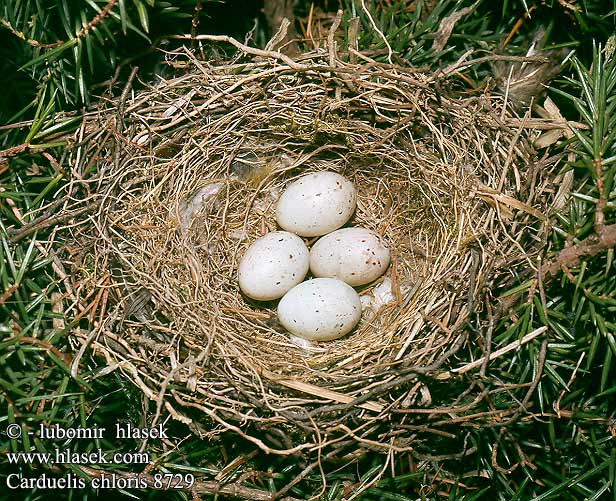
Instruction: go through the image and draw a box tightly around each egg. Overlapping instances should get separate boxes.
[309,227,390,286]
[277,278,362,341]
[238,231,309,301]
[276,172,356,237]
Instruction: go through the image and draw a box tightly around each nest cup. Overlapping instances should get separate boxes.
[64,47,556,456]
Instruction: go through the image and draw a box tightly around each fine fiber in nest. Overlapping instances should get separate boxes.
[60,45,563,454]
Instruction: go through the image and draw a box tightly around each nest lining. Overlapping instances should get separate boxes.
[62,48,561,451]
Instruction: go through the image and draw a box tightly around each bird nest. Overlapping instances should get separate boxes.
[60,44,563,462]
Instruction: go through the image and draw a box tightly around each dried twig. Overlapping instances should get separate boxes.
[540,224,616,279]
[437,327,548,380]
[168,34,306,69]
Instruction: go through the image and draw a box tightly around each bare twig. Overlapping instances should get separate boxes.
[436,327,548,380]
[167,34,306,69]
[540,224,616,279]
[8,201,100,243]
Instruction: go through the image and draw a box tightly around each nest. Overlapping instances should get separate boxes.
[60,43,563,464]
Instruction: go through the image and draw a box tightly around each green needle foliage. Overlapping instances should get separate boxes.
[0,0,203,131]
[516,42,616,499]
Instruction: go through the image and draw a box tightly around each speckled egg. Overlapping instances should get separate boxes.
[277,278,362,341]
[276,172,356,237]
[309,227,390,286]
[238,231,309,301]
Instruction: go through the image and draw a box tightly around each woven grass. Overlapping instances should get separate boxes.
[58,39,567,469]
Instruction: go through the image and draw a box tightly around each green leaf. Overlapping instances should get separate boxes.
[82,10,95,72]
[18,38,79,71]
[132,0,149,33]
[533,462,609,501]
[14,236,37,286]
[119,0,128,35]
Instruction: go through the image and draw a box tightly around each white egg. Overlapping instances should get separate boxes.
[310,227,390,286]
[277,278,362,341]
[238,231,309,301]
[276,172,356,237]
